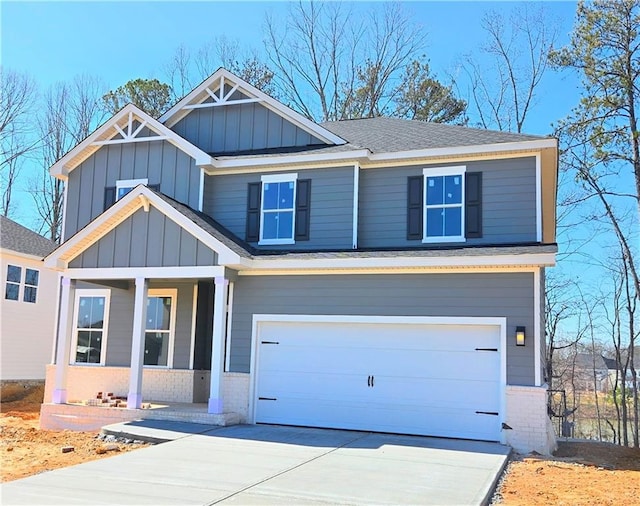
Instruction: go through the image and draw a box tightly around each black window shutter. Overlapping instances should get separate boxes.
[148,183,160,192]
[465,172,482,238]
[104,186,116,211]
[246,182,262,242]
[294,179,311,241]
[407,176,423,240]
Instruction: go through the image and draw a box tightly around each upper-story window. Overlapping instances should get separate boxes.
[4,265,39,303]
[116,178,149,200]
[407,166,482,243]
[259,173,298,245]
[423,166,466,243]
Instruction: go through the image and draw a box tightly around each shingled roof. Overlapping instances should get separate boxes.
[0,216,58,258]
[321,117,549,153]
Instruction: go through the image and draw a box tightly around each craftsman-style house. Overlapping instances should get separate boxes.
[43,68,558,454]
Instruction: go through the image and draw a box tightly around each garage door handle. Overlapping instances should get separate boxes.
[475,348,498,352]
[367,375,371,387]
[371,375,374,387]
[475,411,499,416]
[259,397,277,401]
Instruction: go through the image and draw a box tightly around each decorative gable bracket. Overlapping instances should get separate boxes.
[91,111,168,147]
[182,74,263,111]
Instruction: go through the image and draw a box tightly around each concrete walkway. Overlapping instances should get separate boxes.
[1,423,510,505]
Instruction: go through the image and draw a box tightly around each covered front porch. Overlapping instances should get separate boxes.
[47,267,241,421]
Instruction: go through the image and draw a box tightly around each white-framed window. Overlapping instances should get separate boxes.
[116,178,148,200]
[144,288,177,367]
[71,289,110,365]
[4,265,39,303]
[259,173,298,245]
[423,166,466,243]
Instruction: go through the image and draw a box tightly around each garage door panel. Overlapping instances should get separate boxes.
[255,320,502,442]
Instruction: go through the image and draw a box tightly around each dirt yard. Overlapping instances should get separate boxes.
[0,384,149,483]
[2,385,639,502]
[492,441,640,505]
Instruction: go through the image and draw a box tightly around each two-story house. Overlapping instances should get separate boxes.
[42,68,558,454]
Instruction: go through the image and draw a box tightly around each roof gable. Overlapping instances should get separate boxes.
[159,68,346,146]
[45,185,249,269]
[50,104,213,180]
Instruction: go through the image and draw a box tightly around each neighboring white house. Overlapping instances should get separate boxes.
[0,216,58,382]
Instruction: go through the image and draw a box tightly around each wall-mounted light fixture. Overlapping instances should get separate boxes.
[515,326,526,346]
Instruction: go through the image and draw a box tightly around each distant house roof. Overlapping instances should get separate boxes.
[575,353,611,371]
[321,117,549,154]
[0,216,57,258]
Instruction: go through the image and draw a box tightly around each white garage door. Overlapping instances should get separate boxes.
[254,319,503,442]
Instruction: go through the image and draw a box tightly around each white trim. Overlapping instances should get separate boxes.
[70,288,111,366]
[248,313,508,444]
[198,169,205,212]
[534,268,542,386]
[91,136,169,146]
[145,288,177,368]
[183,98,263,109]
[245,253,556,272]
[535,153,542,242]
[65,265,225,280]
[50,272,63,365]
[224,281,234,372]
[0,248,49,262]
[116,178,148,200]
[368,139,557,163]
[422,166,466,243]
[189,283,197,370]
[61,181,68,242]
[159,68,346,146]
[238,266,541,276]
[352,163,359,249]
[260,172,298,183]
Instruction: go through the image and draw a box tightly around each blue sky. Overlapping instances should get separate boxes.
[2,1,579,134]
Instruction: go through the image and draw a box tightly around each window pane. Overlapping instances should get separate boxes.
[279,182,294,209]
[277,211,293,239]
[444,207,462,236]
[25,269,39,286]
[76,330,102,363]
[77,297,105,329]
[147,296,171,330]
[426,208,444,237]
[262,212,278,239]
[263,183,279,210]
[23,286,37,303]
[5,283,19,301]
[444,175,462,204]
[117,187,132,199]
[144,332,168,366]
[426,177,444,205]
[6,265,21,283]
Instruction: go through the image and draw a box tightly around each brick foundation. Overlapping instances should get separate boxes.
[504,384,557,455]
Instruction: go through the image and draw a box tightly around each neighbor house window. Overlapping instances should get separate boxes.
[144,289,176,367]
[260,173,297,245]
[423,166,466,243]
[116,178,148,200]
[72,290,110,365]
[5,265,21,301]
[4,265,39,303]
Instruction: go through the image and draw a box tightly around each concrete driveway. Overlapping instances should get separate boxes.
[1,424,510,505]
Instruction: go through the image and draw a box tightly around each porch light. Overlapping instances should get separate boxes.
[515,327,526,346]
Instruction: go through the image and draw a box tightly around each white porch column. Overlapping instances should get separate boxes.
[52,277,76,404]
[208,276,229,414]
[127,277,148,409]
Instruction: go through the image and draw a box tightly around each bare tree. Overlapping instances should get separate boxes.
[462,4,557,132]
[265,1,425,121]
[163,44,193,102]
[0,68,38,217]
[32,76,105,242]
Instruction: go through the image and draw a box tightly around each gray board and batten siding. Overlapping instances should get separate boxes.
[229,272,536,386]
[203,166,355,250]
[68,207,217,269]
[64,135,201,238]
[76,281,195,369]
[359,157,537,248]
[171,98,324,154]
